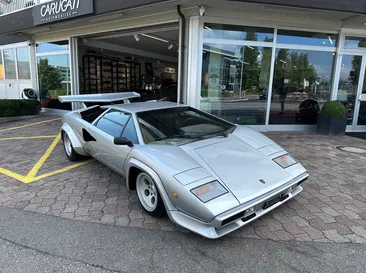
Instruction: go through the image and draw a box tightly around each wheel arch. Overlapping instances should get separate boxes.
[61,123,88,156]
[126,159,177,211]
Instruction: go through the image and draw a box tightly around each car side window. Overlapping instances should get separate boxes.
[96,110,131,137]
[122,118,139,144]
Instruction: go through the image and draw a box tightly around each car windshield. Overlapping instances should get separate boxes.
[137,107,236,144]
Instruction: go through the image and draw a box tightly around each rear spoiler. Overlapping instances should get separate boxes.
[58,92,141,105]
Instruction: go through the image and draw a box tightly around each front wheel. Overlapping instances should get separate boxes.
[63,132,82,161]
[136,172,165,217]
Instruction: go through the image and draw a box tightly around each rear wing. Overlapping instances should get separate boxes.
[58,92,141,106]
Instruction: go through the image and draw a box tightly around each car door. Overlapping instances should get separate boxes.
[84,109,139,176]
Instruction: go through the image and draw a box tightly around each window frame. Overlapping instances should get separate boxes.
[198,18,340,129]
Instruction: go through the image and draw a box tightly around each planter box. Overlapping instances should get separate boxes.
[316,115,347,136]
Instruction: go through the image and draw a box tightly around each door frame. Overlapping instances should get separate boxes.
[336,50,366,132]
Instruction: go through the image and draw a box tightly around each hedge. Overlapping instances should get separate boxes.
[0,100,41,117]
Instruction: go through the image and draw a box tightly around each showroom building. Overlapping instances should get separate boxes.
[0,0,366,132]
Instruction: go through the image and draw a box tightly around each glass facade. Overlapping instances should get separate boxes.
[270,49,335,124]
[0,50,3,80]
[200,24,338,127]
[4,48,16,79]
[16,47,31,80]
[37,40,71,110]
[201,44,272,125]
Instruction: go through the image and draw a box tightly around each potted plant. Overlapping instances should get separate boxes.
[316,100,347,136]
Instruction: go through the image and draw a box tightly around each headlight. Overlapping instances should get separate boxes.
[191,181,228,203]
[273,154,297,168]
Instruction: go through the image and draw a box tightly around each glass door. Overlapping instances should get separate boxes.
[336,53,366,131]
[353,55,366,130]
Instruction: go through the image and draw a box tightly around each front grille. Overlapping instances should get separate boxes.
[242,213,256,222]
[221,211,245,226]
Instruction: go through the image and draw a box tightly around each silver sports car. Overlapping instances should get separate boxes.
[59,92,309,239]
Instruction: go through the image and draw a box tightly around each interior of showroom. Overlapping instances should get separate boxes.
[38,24,179,110]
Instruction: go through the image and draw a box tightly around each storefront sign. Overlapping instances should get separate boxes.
[33,0,94,25]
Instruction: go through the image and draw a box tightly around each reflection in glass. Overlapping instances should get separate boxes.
[4,49,16,79]
[204,23,274,42]
[38,54,71,110]
[344,37,366,48]
[16,47,31,80]
[36,41,69,53]
[201,41,272,125]
[0,50,3,80]
[277,30,337,47]
[357,64,366,126]
[269,49,335,124]
[337,55,362,125]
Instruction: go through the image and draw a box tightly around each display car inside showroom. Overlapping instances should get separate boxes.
[0,0,366,132]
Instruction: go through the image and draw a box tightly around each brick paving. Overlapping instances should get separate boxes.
[1,116,366,243]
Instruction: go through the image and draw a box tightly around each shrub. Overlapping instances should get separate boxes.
[0,100,41,117]
[320,100,346,118]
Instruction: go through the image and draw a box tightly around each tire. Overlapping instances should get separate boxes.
[62,131,82,161]
[136,172,165,217]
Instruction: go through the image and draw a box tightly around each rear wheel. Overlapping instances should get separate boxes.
[63,132,82,161]
[136,172,165,217]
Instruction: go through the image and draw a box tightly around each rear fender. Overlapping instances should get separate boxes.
[127,158,177,211]
[61,123,88,156]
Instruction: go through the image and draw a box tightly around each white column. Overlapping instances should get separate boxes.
[69,37,80,110]
[186,16,203,108]
[28,41,39,94]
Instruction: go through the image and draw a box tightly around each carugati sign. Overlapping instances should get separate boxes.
[33,0,94,25]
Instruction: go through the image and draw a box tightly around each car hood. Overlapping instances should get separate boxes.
[187,138,294,204]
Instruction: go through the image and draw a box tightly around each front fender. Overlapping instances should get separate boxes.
[60,123,88,156]
[126,158,177,211]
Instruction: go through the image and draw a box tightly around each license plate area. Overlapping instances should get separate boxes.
[263,193,289,210]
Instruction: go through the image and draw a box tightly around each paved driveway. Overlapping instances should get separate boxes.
[0,115,366,244]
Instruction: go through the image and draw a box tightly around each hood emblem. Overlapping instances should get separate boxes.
[259,179,266,184]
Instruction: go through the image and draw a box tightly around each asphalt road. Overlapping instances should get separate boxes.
[0,206,365,273]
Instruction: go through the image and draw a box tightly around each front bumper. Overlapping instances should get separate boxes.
[167,173,308,239]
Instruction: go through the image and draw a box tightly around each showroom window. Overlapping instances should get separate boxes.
[36,40,71,110]
[269,49,335,124]
[4,48,16,79]
[16,47,31,80]
[0,50,3,80]
[277,30,337,47]
[201,24,274,125]
[200,24,337,126]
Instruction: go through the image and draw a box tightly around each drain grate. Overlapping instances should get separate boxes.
[335,146,366,154]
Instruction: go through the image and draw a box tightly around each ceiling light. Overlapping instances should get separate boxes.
[134,34,140,42]
[168,44,174,50]
[328,36,334,45]
[141,33,169,43]
[247,46,255,50]
[205,26,212,31]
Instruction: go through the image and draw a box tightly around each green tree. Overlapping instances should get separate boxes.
[240,32,260,92]
[273,49,317,94]
[38,58,62,91]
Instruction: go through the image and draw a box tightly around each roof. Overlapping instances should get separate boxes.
[109,101,186,113]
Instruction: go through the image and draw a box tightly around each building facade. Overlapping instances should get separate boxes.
[0,0,366,132]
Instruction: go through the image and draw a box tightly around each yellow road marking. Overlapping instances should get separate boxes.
[0,168,27,182]
[0,118,60,133]
[0,118,94,184]
[26,134,62,180]
[0,136,58,141]
[30,159,95,183]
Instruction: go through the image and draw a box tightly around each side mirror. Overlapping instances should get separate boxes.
[114,137,134,148]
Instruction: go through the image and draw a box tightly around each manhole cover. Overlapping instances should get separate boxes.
[335,146,366,154]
